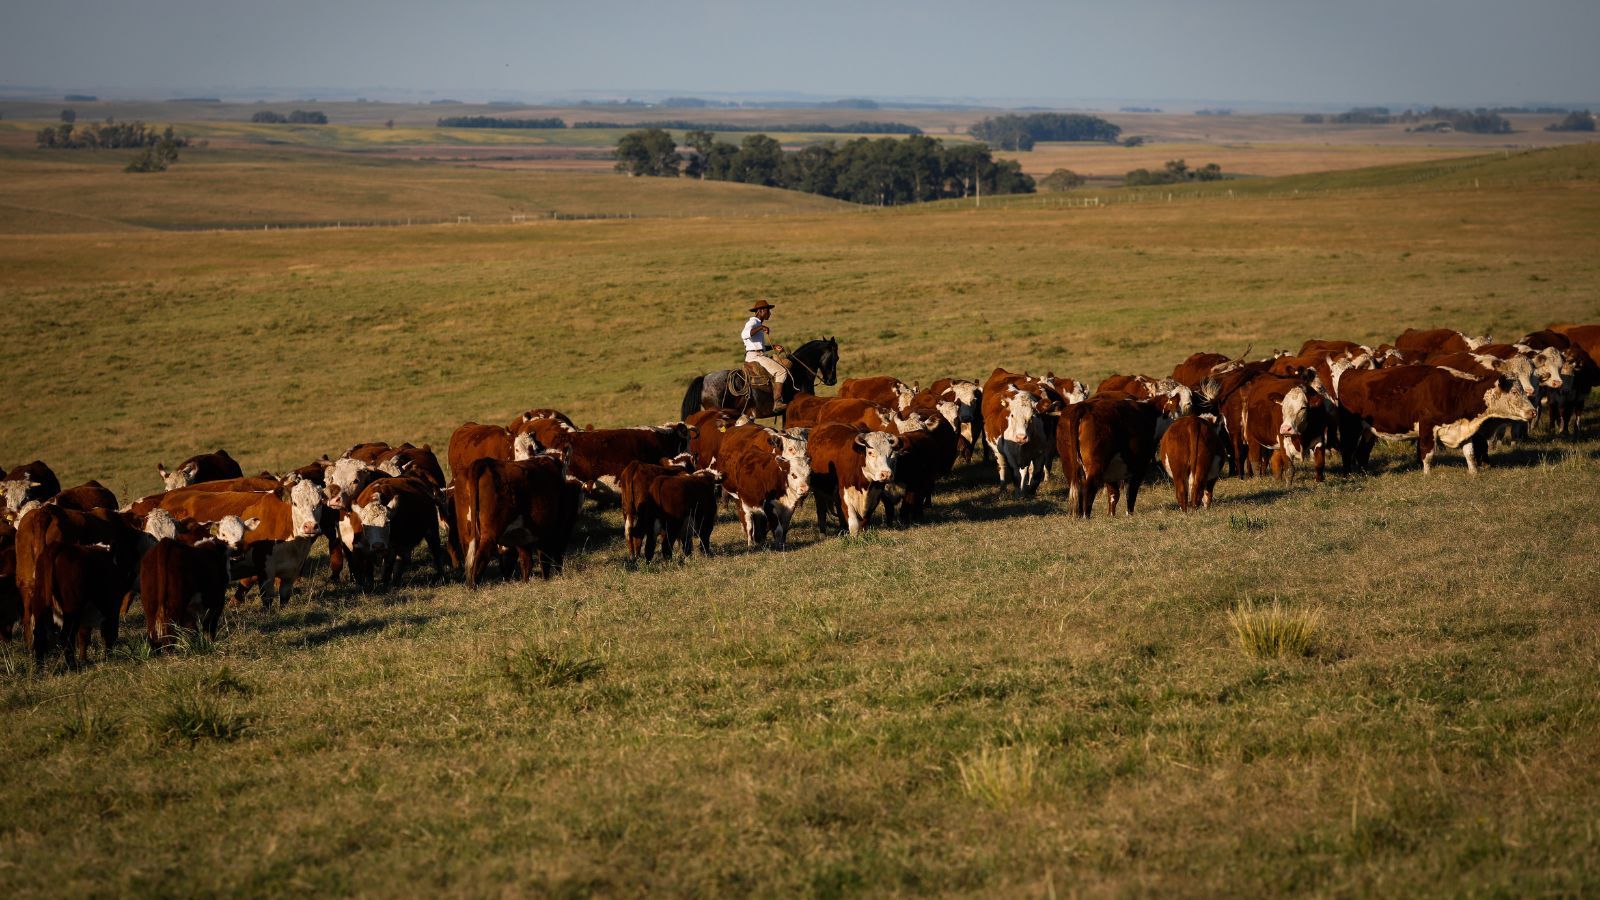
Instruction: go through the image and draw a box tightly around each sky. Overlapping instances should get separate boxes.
[3,0,1597,106]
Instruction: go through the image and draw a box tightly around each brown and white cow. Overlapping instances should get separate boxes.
[447,422,532,482]
[837,376,918,412]
[30,539,141,667]
[12,505,146,651]
[1159,414,1226,511]
[139,536,232,650]
[2,460,60,522]
[721,444,811,549]
[541,424,694,495]
[807,423,899,536]
[1238,374,1333,483]
[1170,353,1235,391]
[151,479,327,606]
[882,407,959,525]
[335,476,449,590]
[925,377,984,462]
[620,457,693,561]
[781,391,830,430]
[0,520,20,641]
[982,385,1054,496]
[1056,397,1159,518]
[649,470,721,560]
[813,397,923,434]
[685,409,746,469]
[509,408,577,432]
[157,449,243,491]
[1394,328,1491,355]
[455,456,581,587]
[1331,362,1536,474]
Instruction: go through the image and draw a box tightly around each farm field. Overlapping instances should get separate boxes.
[1,144,1599,895]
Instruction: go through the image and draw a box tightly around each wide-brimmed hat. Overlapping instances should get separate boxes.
[749,301,775,312]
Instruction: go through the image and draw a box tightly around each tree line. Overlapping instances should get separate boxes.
[1546,111,1595,132]
[614,129,1034,205]
[251,110,328,124]
[967,113,1122,151]
[1306,106,1513,134]
[35,119,192,151]
[576,120,922,135]
[436,116,566,129]
[1124,159,1223,186]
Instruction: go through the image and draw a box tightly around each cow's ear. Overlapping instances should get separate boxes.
[243,517,261,531]
[852,434,868,451]
[387,496,402,510]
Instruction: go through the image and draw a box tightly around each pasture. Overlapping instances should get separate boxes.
[1,144,1599,895]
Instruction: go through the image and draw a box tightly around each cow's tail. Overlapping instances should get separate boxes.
[462,468,486,588]
[30,550,57,658]
[680,375,707,421]
[1059,406,1084,513]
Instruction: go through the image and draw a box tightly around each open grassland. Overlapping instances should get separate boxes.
[1006,140,1489,180]
[2,146,1600,895]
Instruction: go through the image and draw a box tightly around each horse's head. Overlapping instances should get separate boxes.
[818,336,839,386]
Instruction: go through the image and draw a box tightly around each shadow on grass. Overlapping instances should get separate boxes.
[296,613,436,648]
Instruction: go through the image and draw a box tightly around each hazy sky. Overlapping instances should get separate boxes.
[4,0,1597,105]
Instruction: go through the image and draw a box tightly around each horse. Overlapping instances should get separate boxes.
[680,337,839,421]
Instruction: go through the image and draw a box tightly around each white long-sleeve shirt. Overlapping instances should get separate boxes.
[741,316,769,352]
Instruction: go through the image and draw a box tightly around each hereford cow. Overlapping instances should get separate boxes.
[926,378,984,462]
[1238,374,1333,483]
[447,422,522,481]
[456,456,581,587]
[1331,362,1536,473]
[782,391,830,430]
[684,409,747,469]
[837,376,917,412]
[30,539,141,667]
[139,536,231,650]
[1394,328,1490,355]
[721,445,811,549]
[509,408,577,431]
[982,386,1054,496]
[12,505,146,651]
[50,481,119,513]
[336,476,449,590]
[813,397,922,433]
[1056,397,1159,518]
[157,449,243,491]
[1159,414,1226,511]
[882,409,958,525]
[2,460,60,521]
[1170,353,1235,390]
[807,423,898,536]
[0,521,19,640]
[541,424,693,495]
[649,470,721,560]
[620,458,692,561]
[376,443,448,490]
[151,479,327,606]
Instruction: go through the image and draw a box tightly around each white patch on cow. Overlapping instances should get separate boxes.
[325,457,372,509]
[593,474,622,495]
[337,516,359,552]
[856,431,899,483]
[892,381,917,412]
[1434,384,1537,449]
[214,515,257,549]
[289,478,327,537]
[144,508,181,541]
[1001,389,1036,445]
[840,485,872,535]
[378,457,404,477]
[1464,333,1492,351]
[512,431,539,461]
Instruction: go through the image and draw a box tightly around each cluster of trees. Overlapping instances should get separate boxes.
[968,113,1121,150]
[64,93,97,101]
[1120,106,1161,113]
[126,135,183,172]
[1124,159,1223,186]
[576,119,921,134]
[436,116,566,129]
[251,110,328,124]
[614,129,1034,205]
[35,119,191,151]
[1314,106,1514,133]
[1195,108,1234,116]
[1039,168,1085,191]
[1546,111,1595,132]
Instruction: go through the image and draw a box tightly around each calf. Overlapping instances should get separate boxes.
[620,458,692,562]
[650,470,721,559]
[31,539,140,667]
[1331,362,1536,473]
[1159,414,1226,511]
[336,476,448,590]
[456,456,581,587]
[882,411,958,525]
[13,506,146,650]
[157,449,243,491]
[139,536,231,650]
[1057,397,1159,518]
[807,423,899,536]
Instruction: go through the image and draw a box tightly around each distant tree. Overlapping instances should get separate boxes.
[613,128,680,177]
[59,108,76,124]
[385,119,395,129]
[1039,168,1085,191]
[1122,135,1145,147]
[1195,162,1224,181]
[1300,114,1325,124]
[286,109,328,124]
[125,131,181,172]
[1124,159,1223,186]
[1546,110,1595,132]
[251,111,286,124]
[681,129,717,179]
[969,113,1120,150]
[732,134,784,186]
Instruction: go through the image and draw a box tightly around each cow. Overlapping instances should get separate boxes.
[448,422,533,482]
[126,475,284,522]
[721,444,811,549]
[1394,328,1490,354]
[0,520,19,640]
[1159,413,1227,511]
[541,424,694,495]
[12,505,146,652]
[649,470,721,560]
[620,458,693,562]
[335,476,449,591]
[813,397,922,433]
[30,539,141,667]
[157,449,243,491]
[1238,373,1333,483]
[1331,362,1537,474]
[685,409,745,469]
[881,409,959,525]
[807,423,899,536]
[837,376,918,412]
[1170,353,1239,390]
[455,455,582,587]
[509,408,577,431]
[982,386,1054,496]
[376,443,448,490]
[1056,397,1159,518]
[1530,327,1596,433]
[925,378,984,462]
[2,460,60,521]
[50,481,119,513]
[139,536,232,650]
[781,391,830,430]
[150,479,327,607]
[511,413,581,453]
[341,441,394,464]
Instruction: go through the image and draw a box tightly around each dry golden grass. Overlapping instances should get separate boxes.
[0,144,1598,896]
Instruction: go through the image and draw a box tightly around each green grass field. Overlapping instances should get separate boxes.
[2,143,1599,896]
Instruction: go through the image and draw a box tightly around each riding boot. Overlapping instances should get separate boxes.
[770,388,787,415]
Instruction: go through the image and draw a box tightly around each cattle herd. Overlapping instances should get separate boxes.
[1,323,1595,671]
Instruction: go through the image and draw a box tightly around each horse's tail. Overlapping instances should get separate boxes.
[681,375,707,420]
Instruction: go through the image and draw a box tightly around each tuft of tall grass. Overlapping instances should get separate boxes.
[54,696,121,743]
[503,647,607,692]
[150,688,253,746]
[1228,513,1269,532]
[1229,601,1322,660]
[957,744,1042,809]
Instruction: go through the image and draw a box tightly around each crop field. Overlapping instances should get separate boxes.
[1,143,1599,895]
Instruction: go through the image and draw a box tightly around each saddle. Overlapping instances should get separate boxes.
[729,358,785,397]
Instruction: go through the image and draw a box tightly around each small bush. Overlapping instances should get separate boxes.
[957,744,1041,809]
[150,690,252,746]
[1228,513,1268,531]
[169,625,219,657]
[55,697,120,743]
[1229,601,1321,660]
[112,634,154,664]
[504,648,606,691]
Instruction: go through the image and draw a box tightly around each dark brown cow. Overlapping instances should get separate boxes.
[813,397,918,433]
[649,470,720,559]
[509,408,577,431]
[882,413,958,525]
[31,540,140,667]
[336,476,448,590]
[447,422,522,481]
[1297,339,1368,359]
[139,536,231,650]
[620,459,692,561]
[1056,397,1158,518]
[342,442,393,464]
[925,378,984,462]
[837,376,917,412]
[1394,328,1489,355]
[1238,374,1332,483]
[1159,415,1226,510]
[2,460,60,520]
[781,391,830,429]
[1170,353,1233,390]
[807,423,899,536]
[13,506,145,651]
[541,424,693,495]
[0,520,19,640]
[685,409,743,469]
[157,449,243,491]
[1331,362,1537,473]
[456,456,581,587]
[376,443,447,490]
[51,481,119,513]
[721,445,810,548]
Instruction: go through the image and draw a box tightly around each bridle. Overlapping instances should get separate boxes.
[780,341,834,386]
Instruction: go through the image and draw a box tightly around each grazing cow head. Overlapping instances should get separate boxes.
[289,478,328,538]
[891,380,919,412]
[144,508,181,542]
[212,515,259,550]
[157,460,200,491]
[1001,389,1037,444]
[1484,377,1538,424]
[853,431,900,482]
[346,491,401,553]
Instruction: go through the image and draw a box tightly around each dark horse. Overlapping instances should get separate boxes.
[680,337,839,421]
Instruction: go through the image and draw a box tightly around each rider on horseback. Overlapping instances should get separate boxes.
[742,301,789,412]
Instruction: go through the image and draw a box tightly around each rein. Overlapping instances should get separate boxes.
[780,342,829,383]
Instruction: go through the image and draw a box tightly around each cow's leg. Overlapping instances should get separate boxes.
[1172,466,1190,510]
[328,542,344,582]
[424,528,446,580]
[991,440,1010,488]
[1105,482,1121,517]
[1417,422,1436,474]
[1313,445,1326,483]
[1462,438,1480,474]
[1270,446,1289,483]
[1125,474,1142,515]
[515,547,535,581]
